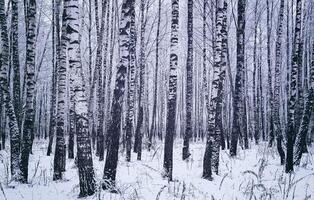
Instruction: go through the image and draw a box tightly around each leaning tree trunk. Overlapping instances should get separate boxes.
[202,0,225,179]
[0,0,21,181]
[286,0,303,173]
[103,0,135,190]
[273,0,285,165]
[20,0,37,183]
[182,0,193,161]
[67,0,96,196]
[230,0,246,157]
[294,42,314,165]
[163,0,179,181]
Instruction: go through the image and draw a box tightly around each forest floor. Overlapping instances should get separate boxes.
[0,140,314,200]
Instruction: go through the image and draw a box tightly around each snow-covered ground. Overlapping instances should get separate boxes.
[0,141,313,200]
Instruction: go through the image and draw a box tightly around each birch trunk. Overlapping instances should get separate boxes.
[134,0,146,160]
[20,0,37,183]
[230,0,246,156]
[125,3,136,162]
[203,0,225,179]
[182,0,193,161]
[53,0,67,181]
[11,0,21,130]
[149,0,161,151]
[67,0,96,195]
[163,0,179,181]
[103,0,135,190]
[0,0,21,180]
[286,0,303,173]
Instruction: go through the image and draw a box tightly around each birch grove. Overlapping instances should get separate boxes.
[0,0,314,199]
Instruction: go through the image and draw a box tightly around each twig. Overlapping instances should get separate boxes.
[219,173,228,190]
[0,182,7,200]
[155,185,167,200]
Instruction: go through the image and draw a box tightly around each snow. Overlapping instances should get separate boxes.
[1,141,314,200]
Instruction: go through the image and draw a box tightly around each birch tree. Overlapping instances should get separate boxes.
[230,0,246,156]
[273,0,285,165]
[149,0,162,151]
[203,0,226,179]
[286,0,303,173]
[53,0,67,181]
[163,0,179,181]
[182,0,193,161]
[11,0,21,130]
[125,2,136,162]
[0,0,21,180]
[103,0,135,190]
[267,0,274,147]
[67,0,96,195]
[294,4,314,166]
[20,0,37,183]
[134,0,146,160]
[47,0,58,156]
[94,0,108,159]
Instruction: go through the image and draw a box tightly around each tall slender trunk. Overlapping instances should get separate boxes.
[0,0,21,180]
[182,0,193,160]
[134,0,146,161]
[286,0,291,131]
[202,0,209,145]
[267,0,274,147]
[66,0,96,195]
[202,0,225,179]
[163,0,179,181]
[273,0,286,165]
[253,0,259,144]
[94,0,107,157]
[88,0,103,152]
[20,0,37,183]
[149,0,161,151]
[103,0,135,190]
[243,64,249,149]
[258,25,265,141]
[68,49,76,159]
[125,3,136,162]
[87,0,92,86]
[295,7,305,132]
[53,0,67,181]
[11,0,21,131]
[0,92,3,150]
[98,0,111,161]
[294,20,314,165]
[286,0,303,173]
[230,0,246,156]
[105,0,116,148]
[47,0,59,156]
[217,1,228,151]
